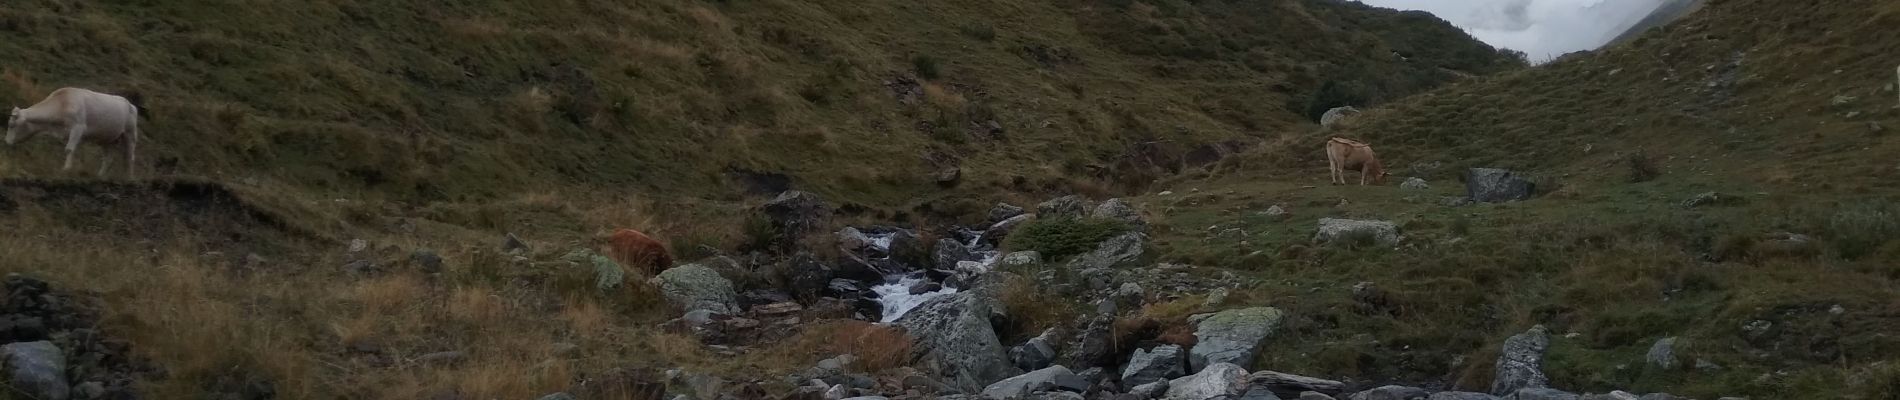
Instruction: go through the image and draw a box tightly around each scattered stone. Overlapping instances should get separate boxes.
[1243,371,1344,399]
[1312,218,1400,247]
[1122,345,1187,387]
[1509,388,1579,400]
[1679,192,1737,208]
[1236,385,1284,400]
[1166,363,1248,400]
[1303,392,1340,400]
[1579,391,1639,400]
[2,341,68,400]
[991,203,1027,223]
[502,233,530,254]
[1010,329,1061,371]
[1350,385,1428,400]
[823,384,850,400]
[1203,288,1229,308]
[1189,307,1284,371]
[1113,283,1145,312]
[934,239,979,271]
[410,249,443,273]
[1490,325,1552,395]
[1092,198,1145,228]
[1066,232,1147,270]
[1058,314,1115,370]
[1400,178,1430,190]
[1038,195,1096,220]
[348,239,369,253]
[1646,337,1678,370]
[763,191,833,250]
[1465,168,1536,203]
[1695,359,1722,372]
[935,167,963,185]
[1637,394,1688,400]
[1002,251,1044,268]
[982,366,1084,399]
[650,264,740,314]
[1260,205,1289,220]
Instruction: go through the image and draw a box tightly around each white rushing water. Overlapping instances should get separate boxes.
[871,275,958,323]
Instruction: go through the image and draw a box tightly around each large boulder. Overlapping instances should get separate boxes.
[1350,386,1428,400]
[892,290,1021,389]
[1579,392,1640,400]
[1465,168,1535,203]
[1164,363,1248,400]
[1066,232,1147,270]
[1122,345,1187,387]
[1242,371,1344,399]
[3,341,68,400]
[1091,198,1145,228]
[763,191,833,250]
[1312,219,1400,247]
[934,239,979,271]
[1508,388,1579,400]
[1429,393,1501,400]
[1646,337,1679,370]
[1320,106,1360,128]
[991,203,1028,223]
[1038,196,1095,220]
[789,253,835,301]
[1010,329,1062,371]
[981,366,1086,399]
[1057,314,1116,370]
[981,214,1036,246]
[1189,307,1285,371]
[650,263,740,314]
[1490,325,1552,395]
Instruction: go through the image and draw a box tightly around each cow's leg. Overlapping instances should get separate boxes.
[1327,149,1342,185]
[61,124,87,172]
[96,146,113,177]
[124,125,139,179]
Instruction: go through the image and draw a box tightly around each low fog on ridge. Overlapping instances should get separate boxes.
[1354,0,1668,61]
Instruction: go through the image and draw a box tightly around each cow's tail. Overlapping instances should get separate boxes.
[122,91,151,122]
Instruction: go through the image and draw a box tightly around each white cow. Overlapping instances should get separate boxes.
[5,87,145,178]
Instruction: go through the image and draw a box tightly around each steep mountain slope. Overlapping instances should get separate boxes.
[1608,0,1709,47]
[0,0,1518,208]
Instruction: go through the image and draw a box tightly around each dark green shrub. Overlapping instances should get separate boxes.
[1827,203,1900,260]
[1003,217,1131,261]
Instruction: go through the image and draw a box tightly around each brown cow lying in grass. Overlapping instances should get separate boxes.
[1325,137,1388,185]
[606,228,674,277]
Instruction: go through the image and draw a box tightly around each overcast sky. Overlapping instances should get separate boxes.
[1353,0,1665,62]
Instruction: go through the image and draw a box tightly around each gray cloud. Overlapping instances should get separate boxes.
[1354,0,1664,62]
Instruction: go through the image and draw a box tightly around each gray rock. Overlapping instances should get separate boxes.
[824,384,850,400]
[789,253,835,301]
[983,366,1083,399]
[410,249,443,273]
[73,381,104,399]
[1130,381,1171,399]
[1038,195,1096,220]
[1003,251,1044,268]
[1189,307,1284,371]
[1400,178,1430,190]
[829,373,877,390]
[1465,168,1535,203]
[1636,394,1688,400]
[1092,198,1145,227]
[1680,192,1736,208]
[1490,325,1552,395]
[1114,282,1145,311]
[1350,386,1428,400]
[1646,337,1679,370]
[1313,218,1400,247]
[536,393,578,400]
[935,238,979,271]
[1302,393,1339,400]
[1261,205,1289,220]
[1029,393,1084,400]
[650,264,740,314]
[1242,371,1344,399]
[982,214,1037,245]
[1320,106,1361,128]
[1122,345,1187,387]
[837,227,874,251]
[1010,329,1061,371]
[1066,232,1147,270]
[502,232,530,254]
[1579,391,1639,400]
[1074,367,1108,390]
[1204,288,1229,308]
[1427,392,1499,400]
[991,203,1028,223]
[1508,388,1578,400]
[1059,314,1116,370]
[3,341,68,400]
[1165,363,1248,399]
[1237,385,1285,400]
[893,290,1021,389]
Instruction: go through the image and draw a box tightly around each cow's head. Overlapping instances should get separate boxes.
[4,108,25,145]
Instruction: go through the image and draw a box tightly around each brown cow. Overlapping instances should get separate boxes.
[605,229,674,276]
[1325,137,1388,185]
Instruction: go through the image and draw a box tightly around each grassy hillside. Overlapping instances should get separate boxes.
[0,0,1517,209]
[1141,0,1900,397]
